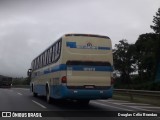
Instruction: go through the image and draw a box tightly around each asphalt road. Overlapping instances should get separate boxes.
[0,88,160,120]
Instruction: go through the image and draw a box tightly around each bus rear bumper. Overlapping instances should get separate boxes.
[50,85,113,100]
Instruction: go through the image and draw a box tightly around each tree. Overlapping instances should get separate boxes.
[150,8,160,34]
[150,8,160,82]
[135,33,159,82]
[113,40,136,86]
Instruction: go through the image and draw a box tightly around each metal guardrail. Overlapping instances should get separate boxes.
[114,89,160,97]
[12,85,30,88]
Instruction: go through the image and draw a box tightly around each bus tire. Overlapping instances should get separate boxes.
[46,85,51,104]
[32,84,37,97]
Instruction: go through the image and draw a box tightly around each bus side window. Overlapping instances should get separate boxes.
[36,58,38,69]
[46,51,48,65]
[50,46,53,63]
[42,53,44,67]
[34,60,36,70]
[40,55,43,68]
[38,57,40,69]
[52,46,55,62]
[55,42,58,60]
[58,41,61,55]
[39,55,41,68]
[49,47,52,64]
[45,51,47,65]
[47,49,50,64]
[43,53,45,66]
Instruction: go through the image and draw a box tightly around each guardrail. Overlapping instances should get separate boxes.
[113,89,160,106]
[12,85,30,88]
[114,89,160,98]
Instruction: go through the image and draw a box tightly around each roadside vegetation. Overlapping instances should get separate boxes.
[12,77,30,86]
[113,8,160,91]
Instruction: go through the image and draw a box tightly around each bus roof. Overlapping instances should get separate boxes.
[64,34,110,39]
[32,33,110,63]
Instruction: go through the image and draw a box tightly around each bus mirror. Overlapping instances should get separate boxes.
[27,69,32,77]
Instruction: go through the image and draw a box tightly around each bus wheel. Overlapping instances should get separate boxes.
[32,84,37,97]
[46,86,51,104]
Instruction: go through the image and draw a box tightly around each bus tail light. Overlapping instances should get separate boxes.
[61,76,67,83]
[111,77,114,85]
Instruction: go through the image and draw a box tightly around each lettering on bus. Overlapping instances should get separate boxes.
[84,68,95,71]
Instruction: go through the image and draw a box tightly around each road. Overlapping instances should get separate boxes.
[0,88,160,120]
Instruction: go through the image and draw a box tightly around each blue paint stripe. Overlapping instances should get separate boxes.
[98,47,111,50]
[44,64,66,74]
[43,64,113,75]
[71,65,113,71]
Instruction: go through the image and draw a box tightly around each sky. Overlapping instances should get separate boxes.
[0,0,160,77]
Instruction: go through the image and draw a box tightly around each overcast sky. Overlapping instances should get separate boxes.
[0,0,159,77]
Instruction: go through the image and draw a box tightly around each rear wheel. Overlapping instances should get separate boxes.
[32,84,37,97]
[46,85,52,104]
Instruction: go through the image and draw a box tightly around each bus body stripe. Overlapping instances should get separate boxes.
[43,64,113,75]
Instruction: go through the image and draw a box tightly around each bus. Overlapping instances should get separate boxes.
[28,34,114,104]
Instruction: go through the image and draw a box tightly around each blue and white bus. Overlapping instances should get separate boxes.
[28,34,114,104]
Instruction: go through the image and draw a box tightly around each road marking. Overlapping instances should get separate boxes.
[92,101,133,111]
[97,100,151,111]
[105,99,129,103]
[17,92,22,95]
[32,100,46,109]
[114,102,150,106]
[22,89,30,91]
[133,106,160,109]
[15,88,30,90]
[108,102,151,111]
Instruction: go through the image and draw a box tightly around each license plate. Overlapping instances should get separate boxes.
[85,85,94,89]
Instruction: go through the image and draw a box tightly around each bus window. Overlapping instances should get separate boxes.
[52,46,55,62]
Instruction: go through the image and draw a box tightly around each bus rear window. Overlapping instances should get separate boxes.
[66,61,111,66]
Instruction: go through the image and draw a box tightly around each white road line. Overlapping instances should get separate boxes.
[114,103,150,106]
[109,102,151,111]
[22,89,30,91]
[32,100,46,109]
[133,106,160,109]
[100,100,129,103]
[15,88,29,90]
[97,100,151,111]
[91,101,133,111]
[17,92,22,95]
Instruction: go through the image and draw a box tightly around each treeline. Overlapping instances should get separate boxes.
[113,8,160,90]
[12,77,30,85]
